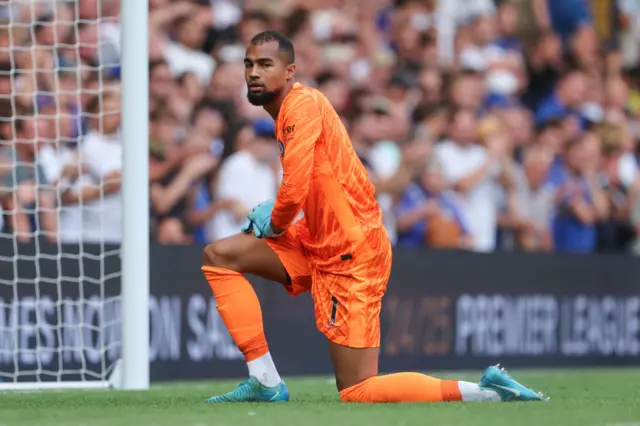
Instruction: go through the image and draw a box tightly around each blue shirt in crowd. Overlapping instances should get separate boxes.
[535,93,579,126]
[548,0,592,41]
[546,155,566,189]
[192,183,211,245]
[395,183,468,248]
[552,172,596,253]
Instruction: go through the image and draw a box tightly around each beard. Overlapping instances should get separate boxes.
[247,87,281,106]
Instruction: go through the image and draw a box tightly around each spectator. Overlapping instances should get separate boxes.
[595,123,638,251]
[434,109,514,252]
[535,119,566,187]
[413,101,450,141]
[448,70,485,111]
[532,0,593,43]
[417,65,444,104]
[523,32,564,110]
[620,0,640,67]
[208,119,279,241]
[64,90,124,244]
[150,59,176,100]
[553,135,609,253]
[535,69,587,130]
[150,2,215,85]
[150,133,218,244]
[396,158,471,249]
[630,180,640,254]
[436,0,496,65]
[0,110,56,241]
[566,24,601,71]
[501,146,555,252]
[458,14,509,72]
[495,2,523,53]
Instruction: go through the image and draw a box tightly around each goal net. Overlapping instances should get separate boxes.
[0,0,144,390]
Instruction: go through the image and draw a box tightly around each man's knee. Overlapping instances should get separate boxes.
[203,240,239,271]
[202,233,286,282]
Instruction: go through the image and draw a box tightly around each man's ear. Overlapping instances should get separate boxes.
[286,64,296,82]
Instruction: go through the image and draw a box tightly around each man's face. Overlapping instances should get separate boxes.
[244,41,291,106]
[524,153,551,188]
[78,23,99,62]
[565,140,589,172]
[17,117,47,154]
[0,75,11,95]
[500,108,532,144]
[101,96,122,134]
[422,168,445,194]
[498,5,518,35]
[194,108,224,137]
[451,111,477,142]
[150,64,174,97]
[538,127,563,154]
[562,73,587,107]
[474,16,496,45]
[419,68,442,98]
[178,18,207,50]
[253,136,278,163]
[451,76,482,109]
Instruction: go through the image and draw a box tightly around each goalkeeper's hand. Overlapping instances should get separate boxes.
[241,200,284,238]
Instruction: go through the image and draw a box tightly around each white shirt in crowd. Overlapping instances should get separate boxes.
[100,20,121,68]
[77,132,123,244]
[165,40,215,86]
[435,140,501,252]
[436,0,496,64]
[208,150,278,241]
[58,148,99,244]
[38,144,84,244]
[367,141,402,245]
[210,0,243,29]
[619,152,639,188]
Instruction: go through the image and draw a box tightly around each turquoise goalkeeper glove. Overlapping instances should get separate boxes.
[241,220,254,234]
[245,200,283,239]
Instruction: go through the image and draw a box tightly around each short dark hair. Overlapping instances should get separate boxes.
[250,30,295,64]
[149,59,168,76]
[316,71,338,87]
[413,101,451,123]
[534,118,562,136]
[564,136,584,152]
[283,8,310,38]
[14,106,34,135]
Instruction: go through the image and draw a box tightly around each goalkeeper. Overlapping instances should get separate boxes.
[201,31,548,404]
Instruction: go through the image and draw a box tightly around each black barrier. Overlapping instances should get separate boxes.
[379,250,640,372]
[0,241,639,383]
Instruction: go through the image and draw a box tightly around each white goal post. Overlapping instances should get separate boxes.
[0,0,149,391]
[120,0,150,391]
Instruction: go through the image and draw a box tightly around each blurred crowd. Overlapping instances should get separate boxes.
[0,0,640,255]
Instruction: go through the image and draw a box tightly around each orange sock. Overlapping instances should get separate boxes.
[202,266,268,362]
[339,372,463,403]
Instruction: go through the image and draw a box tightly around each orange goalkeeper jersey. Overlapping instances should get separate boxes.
[271,83,387,270]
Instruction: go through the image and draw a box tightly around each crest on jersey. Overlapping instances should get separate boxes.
[277,140,285,157]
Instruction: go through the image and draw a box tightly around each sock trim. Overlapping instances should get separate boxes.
[339,376,375,402]
[242,334,269,362]
[201,265,242,275]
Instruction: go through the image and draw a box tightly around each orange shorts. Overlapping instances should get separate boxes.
[265,223,392,348]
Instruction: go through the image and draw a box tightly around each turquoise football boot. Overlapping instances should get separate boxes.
[206,376,289,403]
[479,364,549,402]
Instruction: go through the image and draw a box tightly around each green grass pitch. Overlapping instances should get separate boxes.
[3,368,639,426]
